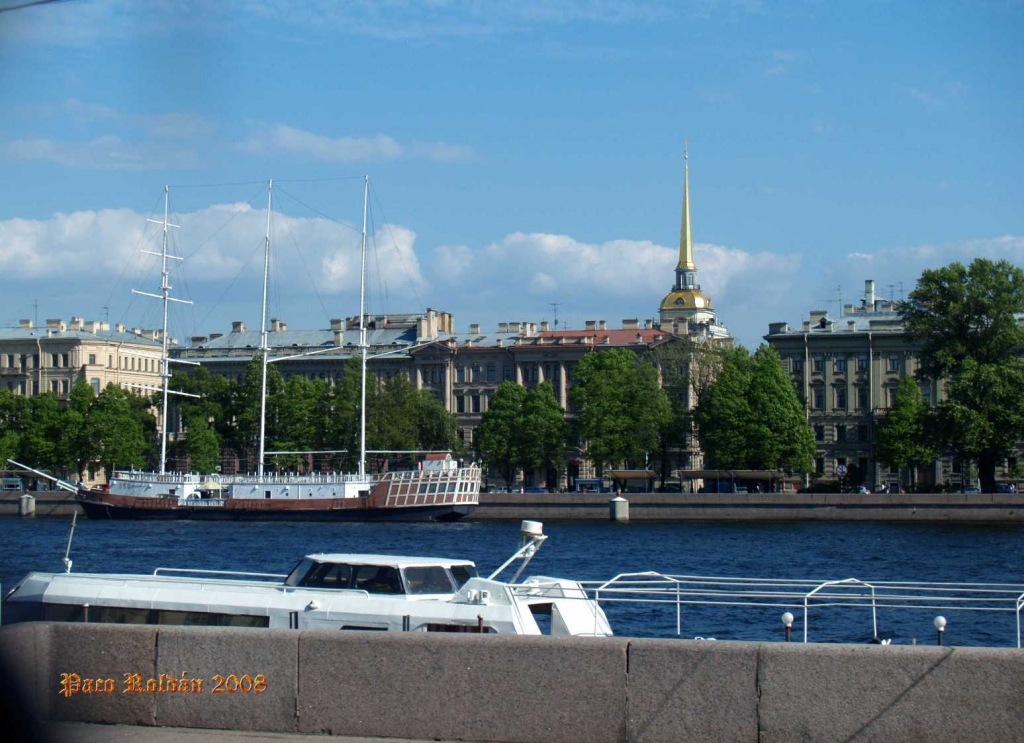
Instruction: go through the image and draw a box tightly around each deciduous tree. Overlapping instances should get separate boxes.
[477,381,527,486]
[876,377,937,490]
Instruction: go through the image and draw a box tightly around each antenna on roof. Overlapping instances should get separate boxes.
[102,305,109,323]
[548,302,564,330]
[32,299,38,328]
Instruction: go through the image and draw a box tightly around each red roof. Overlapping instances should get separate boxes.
[535,329,668,344]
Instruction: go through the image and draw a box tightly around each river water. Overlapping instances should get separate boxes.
[2,518,1022,647]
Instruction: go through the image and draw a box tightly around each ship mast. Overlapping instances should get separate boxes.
[132,186,195,475]
[257,180,272,478]
[358,175,369,479]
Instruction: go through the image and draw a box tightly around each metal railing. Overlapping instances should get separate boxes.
[567,571,1024,647]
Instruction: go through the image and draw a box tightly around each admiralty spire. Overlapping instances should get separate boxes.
[658,147,729,339]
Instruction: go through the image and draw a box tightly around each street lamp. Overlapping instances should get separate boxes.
[934,615,947,646]
[781,612,794,642]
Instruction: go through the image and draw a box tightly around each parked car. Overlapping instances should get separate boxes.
[962,485,982,494]
[523,487,548,494]
[994,483,1017,494]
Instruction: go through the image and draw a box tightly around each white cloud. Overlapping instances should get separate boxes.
[433,244,473,279]
[0,136,202,170]
[238,124,474,163]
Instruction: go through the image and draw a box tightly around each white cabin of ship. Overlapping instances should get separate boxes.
[421,452,456,473]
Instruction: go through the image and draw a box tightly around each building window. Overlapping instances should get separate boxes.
[888,356,900,372]
[472,395,480,413]
[51,380,59,393]
[88,353,96,365]
[62,380,69,395]
[836,425,847,443]
[4,354,12,368]
[90,378,101,394]
[814,424,825,442]
[815,457,825,476]
[456,396,465,413]
[857,425,868,442]
[502,365,513,381]
[62,353,69,367]
[813,357,824,374]
[835,358,846,373]
[857,355,868,372]
[487,364,495,383]
[835,387,847,409]
[792,358,803,373]
[887,387,898,408]
[51,353,60,367]
[920,384,932,406]
[812,387,824,410]
[456,366,465,383]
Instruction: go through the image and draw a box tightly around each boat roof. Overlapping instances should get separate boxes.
[305,553,474,568]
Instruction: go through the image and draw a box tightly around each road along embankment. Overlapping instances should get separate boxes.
[468,491,1024,521]
[1,622,1022,743]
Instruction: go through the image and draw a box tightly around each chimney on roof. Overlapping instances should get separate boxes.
[270,318,280,332]
[598,320,607,331]
[498,322,508,333]
[46,318,66,332]
[848,320,856,331]
[524,322,536,336]
[231,321,246,334]
[602,336,611,345]
[508,322,522,333]
[865,279,876,310]
[70,317,84,331]
[191,336,208,345]
[209,332,223,340]
[330,318,344,332]
[18,319,32,329]
[622,319,639,330]
[644,319,654,330]
[468,323,481,335]
[585,320,597,331]
[116,323,126,333]
[768,322,789,335]
[540,321,549,332]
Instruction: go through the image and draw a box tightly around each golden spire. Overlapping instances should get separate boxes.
[676,142,696,271]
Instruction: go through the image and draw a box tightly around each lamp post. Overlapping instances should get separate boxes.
[934,615,947,646]
[781,612,794,642]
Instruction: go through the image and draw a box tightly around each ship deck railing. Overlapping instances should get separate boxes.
[516,572,1024,647]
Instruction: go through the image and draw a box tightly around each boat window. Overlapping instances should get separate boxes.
[302,563,353,589]
[403,566,455,594]
[1,600,43,624]
[157,609,269,627]
[284,558,316,587]
[352,565,403,594]
[450,564,478,588]
[529,603,553,635]
[426,623,495,633]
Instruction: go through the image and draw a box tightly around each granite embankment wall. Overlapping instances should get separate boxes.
[2,623,1022,742]
[470,491,1024,521]
[4,490,1024,521]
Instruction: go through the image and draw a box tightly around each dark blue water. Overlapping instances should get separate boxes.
[2,518,1022,647]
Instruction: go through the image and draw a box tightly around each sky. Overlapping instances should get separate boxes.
[0,0,1021,349]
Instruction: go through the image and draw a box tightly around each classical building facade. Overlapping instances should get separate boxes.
[765,280,1022,490]
[0,317,164,400]
[165,151,731,486]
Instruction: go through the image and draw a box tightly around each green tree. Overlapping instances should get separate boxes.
[694,346,813,472]
[876,376,937,490]
[415,390,462,455]
[477,381,527,486]
[899,258,1024,491]
[520,381,570,489]
[693,348,756,468]
[18,393,65,473]
[0,389,24,466]
[570,348,671,473]
[185,420,221,474]
[370,374,418,463]
[61,381,97,478]
[747,346,815,472]
[231,356,285,470]
[86,384,148,476]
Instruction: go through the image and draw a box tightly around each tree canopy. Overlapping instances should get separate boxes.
[875,376,937,489]
[898,258,1024,491]
[569,348,671,473]
[694,345,814,471]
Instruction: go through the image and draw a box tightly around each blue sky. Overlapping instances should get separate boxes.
[0,0,1021,349]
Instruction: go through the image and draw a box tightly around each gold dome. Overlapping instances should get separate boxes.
[659,289,713,312]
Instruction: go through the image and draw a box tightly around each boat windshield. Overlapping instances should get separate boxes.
[403,566,456,594]
[451,564,478,587]
[284,558,316,587]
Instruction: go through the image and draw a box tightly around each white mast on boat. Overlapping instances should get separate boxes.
[131,186,198,475]
[358,175,369,479]
[257,180,273,478]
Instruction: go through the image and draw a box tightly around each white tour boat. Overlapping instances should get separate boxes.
[0,520,612,637]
